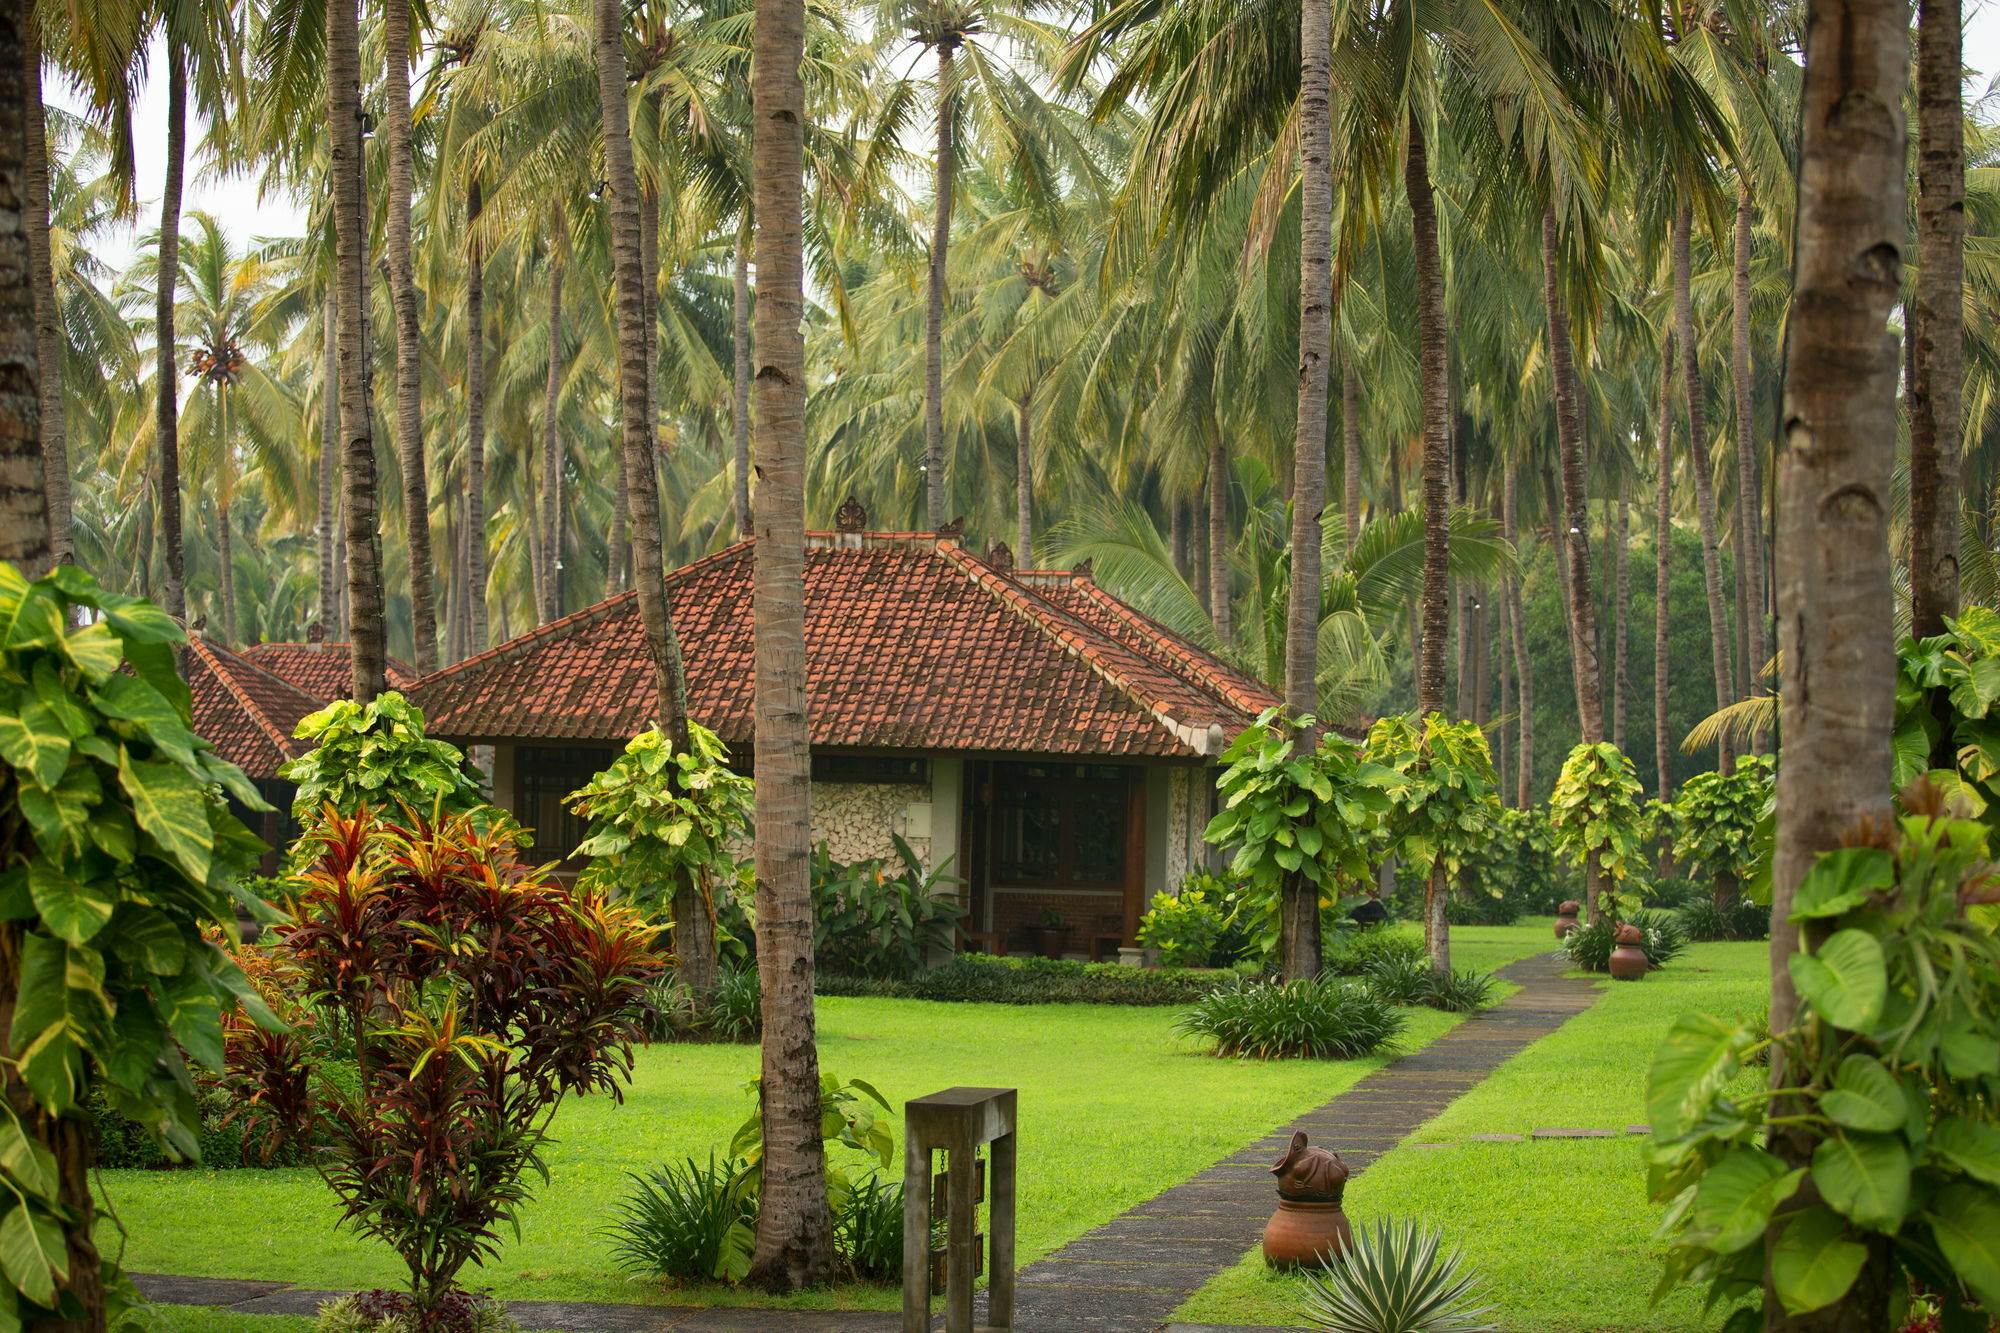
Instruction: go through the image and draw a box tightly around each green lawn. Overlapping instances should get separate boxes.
[105,957,1545,1313]
[1170,934,1772,1332]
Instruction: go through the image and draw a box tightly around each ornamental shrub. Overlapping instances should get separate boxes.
[1458,804,1571,917]
[313,1290,519,1333]
[239,807,665,1314]
[566,724,753,912]
[1363,714,1501,948]
[1299,1217,1496,1333]
[1176,977,1407,1059]
[1548,741,1648,919]
[1668,754,1775,908]
[1562,909,1687,973]
[1323,926,1427,976]
[0,563,275,1329]
[279,691,486,828]
[1136,881,1233,967]
[1361,954,1497,1012]
[810,838,965,980]
[815,953,1239,1004]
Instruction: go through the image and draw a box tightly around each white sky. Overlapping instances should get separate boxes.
[49,4,2000,274]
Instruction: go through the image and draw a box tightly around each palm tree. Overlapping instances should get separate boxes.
[24,22,68,569]
[1909,0,1963,640]
[382,0,439,674]
[3,0,49,571]
[1767,3,1906,1327]
[1653,336,1675,802]
[747,0,833,1293]
[464,176,489,655]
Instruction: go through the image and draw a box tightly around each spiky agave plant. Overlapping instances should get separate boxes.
[1299,1218,1498,1333]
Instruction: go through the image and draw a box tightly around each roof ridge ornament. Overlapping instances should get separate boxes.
[835,495,867,532]
[937,516,966,543]
[987,541,1014,572]
[1071,557,1093,580]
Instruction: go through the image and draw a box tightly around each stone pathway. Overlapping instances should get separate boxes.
[985,950,1601,1332]
[134,951,1600,1333]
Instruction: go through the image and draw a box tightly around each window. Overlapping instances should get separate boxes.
[515,746,617,864]
[989,762,1130,888]
[812,753,930,785]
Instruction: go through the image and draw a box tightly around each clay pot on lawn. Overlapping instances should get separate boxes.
[1553,901,1583,939]
[1263,1132,1352,1269]
[1608,923,1650,981]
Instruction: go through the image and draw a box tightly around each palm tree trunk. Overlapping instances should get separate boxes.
[1407,110,1451,971]
[1207,426,1230,642]
[217,392,236,645]
[1543,208,1604,746]
[1614,484,1630,754]
[1503,466,1533,807]
[1654,337,1674,800]
[382,0,435,676]
[1342,355,1361,554]
[329,0,385,701]
[1766,4,1905,1326]
[465,178,488,657]
[1909,0,1963,640]
[746,0,832,1292]
[733,219,753,538]
[1732,194,1766,718]
[157,41,187,621]
[319,293,340,637]
[923,46,954,531]
[24,35,66,570]
[540,257,563,625]
[1014,391,1033,561]
[1672,202,1736,769]
[1,0,49,571]
[1408,113,1450,726]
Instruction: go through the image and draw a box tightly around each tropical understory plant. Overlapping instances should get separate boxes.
[808,837,966,981]
[1363,714,1500,971]
[235,807,665,1316]
[1548,742,1647,925]
[1669,754,1775,912]
[0,563,276,1329]
[1297,1216,1498,1333]
[279,693,487,829]
[1175,976,1406,1059]
[1646,787,2000,1326]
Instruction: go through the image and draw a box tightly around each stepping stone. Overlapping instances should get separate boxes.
[505,1301,701,1332]
[1160,1326,1315,1333]
[130,1275,293,1307]
[1020,1261,1213,1291]
[1468,1133,1525,1142]
[228,1290,354,1317]
[1531,1127,1616,1139]
[682,1312,897,1331]
[1628,1124,1652,1135]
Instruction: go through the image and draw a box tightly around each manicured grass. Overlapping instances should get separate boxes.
[105,994,1467,1310]
[1171,934,1772,1332]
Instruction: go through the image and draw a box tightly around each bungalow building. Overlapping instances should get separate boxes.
[406,505,1282,956]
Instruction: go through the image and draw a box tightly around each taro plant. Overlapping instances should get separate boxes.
[279,692,486,829]
[241,807,664,1316]
[567,724,754,992]
[1299,1217,1497,1333]
[1363,714,1500,972]
[1645,789,2000,1326]
[1668,754,1775,913]
[1205,709,1399,980]
[0,563,277,1329]
[1547,741,1647,925]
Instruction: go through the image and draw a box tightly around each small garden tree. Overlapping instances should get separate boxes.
[1669,753,1774,910]
[241,807,664,1320]
[566,724,754,992]
[0,564,274,1330]
[1548,740,1646,925]
[1363,713,1500,972]
[1203,709,1396,980]
[279,692,485,826]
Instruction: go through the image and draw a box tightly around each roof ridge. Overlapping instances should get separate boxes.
[933,546,1218,757]
[188,637,303,761]
[1067,580,1277,715]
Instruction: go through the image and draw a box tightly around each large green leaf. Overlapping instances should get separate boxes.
[1788,929,1887,1031]
[1648,1013,1755,1137]
[117,750,213,883]
[104,908,187,977]
[8,935,109,1111]
[1812,1132,1911,1229]
[0,1113,57,1202]
[60,622,121,681]
[1930,1183,2000,1310]
[1690,1146,1805,1254]
[1929,1117,2000,1188]
[0,1203,65,1307]
[26,864,115,945]
[0,700,69,793]
[1771,1207,1867,1315]
[1820,1056,1907,1133]
[1789,848,1893,921]
[91,674,200,769]
[0,577,63,652]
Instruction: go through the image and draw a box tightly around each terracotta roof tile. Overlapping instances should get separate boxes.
[240,642,418,700]
[185,637,325,778]
[409,533,1285,758]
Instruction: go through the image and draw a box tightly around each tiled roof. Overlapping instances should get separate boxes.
[240,642,417,700]
[409,532,1287,758]
[185,637,325,779]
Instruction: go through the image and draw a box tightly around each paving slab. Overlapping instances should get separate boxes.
[227,1290,354,1317]
[503,1301,702,1332]
[130,1276,292,1307]
[1468,1133,1525,1142]
[681,1312,898,1332]
[1531,1127,1616,1139]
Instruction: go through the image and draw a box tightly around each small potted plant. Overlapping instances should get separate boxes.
[1037,908,1068,959]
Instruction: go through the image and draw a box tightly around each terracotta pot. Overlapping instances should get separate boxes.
[1608,923,1649,981]
[1263,1198,1353,1269]
[1037,928,1068,960]
[1553,901,1583,940]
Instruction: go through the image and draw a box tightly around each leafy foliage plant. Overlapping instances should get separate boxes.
[1298,1216,1498,1333]
[1668,754,1775,910]
[1646,792,2000,1326]
[808,838,965,980]
[1175,976,1406,1059]
[1363,714,1501,964]
[1136,881,1235,967]
[1548,741,1648,921]
[279,692,486,828]
[566,724,752,913]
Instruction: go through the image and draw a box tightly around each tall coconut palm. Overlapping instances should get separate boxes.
[382,0,438,674]
[24,25,68,569]
[1908,0,1962,641]
[747,0,832,1293]
[1671,201,1736,768]
[464,176,489,655]
[1767,3,1906,1327]
[2,0,48,571]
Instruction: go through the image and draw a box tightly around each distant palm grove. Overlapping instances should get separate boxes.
[19,0,1993,801]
